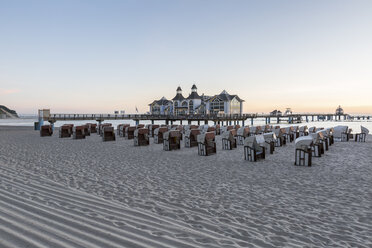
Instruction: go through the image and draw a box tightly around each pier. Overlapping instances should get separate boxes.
[37,109,371,129]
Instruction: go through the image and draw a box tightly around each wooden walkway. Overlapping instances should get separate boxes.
[44,113,371,125]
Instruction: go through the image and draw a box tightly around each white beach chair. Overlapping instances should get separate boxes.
[308,127,316,134]
[244,136,265,162]
[163,130,181,151]
[222,129,237,150]
[184,129,200,148]
[310,132,324,157]
[273,128,285,147]
[333,126,349,142]
[263,132,277,154]
[295,136,313,166]
[134,128,149,146]
[197,132,216,156]
[299,126,308,136]
[355,126,369,142]
[236,127,250,145]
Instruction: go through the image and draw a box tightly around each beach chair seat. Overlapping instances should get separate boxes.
[355,126,369,142]
[73,126,85,139]
[244,136,265,162]
[295,136,313,166]
[163,130,181,151]
[40,125,53,137]
[125,126,136,140]
[59,124,73,138]
[154,127,168,144]
[197,132,216,156]
[136,124,145,129]
[185,129,201,148]
[222,129,237,150]
[134,128,149,146]
[236,127,250,145]
[102,126,115,142]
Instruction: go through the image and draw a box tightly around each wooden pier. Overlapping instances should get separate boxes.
[41,110,371,127]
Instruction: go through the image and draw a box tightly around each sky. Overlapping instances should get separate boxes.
[1,0,371,115]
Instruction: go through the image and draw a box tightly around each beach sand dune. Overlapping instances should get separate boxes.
[0,126,371,247]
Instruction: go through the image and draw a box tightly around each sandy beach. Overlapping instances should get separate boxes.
[0,125,371,248]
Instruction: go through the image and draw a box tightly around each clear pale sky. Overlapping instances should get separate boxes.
[1,0,371,114]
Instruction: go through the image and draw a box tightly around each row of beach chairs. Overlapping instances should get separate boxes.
[295,125,369,166]
[39,123,369,161]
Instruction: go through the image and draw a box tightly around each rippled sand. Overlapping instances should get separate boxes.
[0,126,371,248]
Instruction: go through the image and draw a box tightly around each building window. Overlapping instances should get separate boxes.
[189,101,194,114]
[210,99,224,113]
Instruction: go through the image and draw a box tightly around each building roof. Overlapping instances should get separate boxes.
[172,93,185,101]
[208,90,244,102]
[176,86,182,91]
[186,91,201,100]
[191,84,197,90]
[149,97,172,106]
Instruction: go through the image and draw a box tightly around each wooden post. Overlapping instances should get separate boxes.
[251,118,254,126]
[151,120,154,124]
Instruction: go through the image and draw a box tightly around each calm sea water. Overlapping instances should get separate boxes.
[1,118,371,133]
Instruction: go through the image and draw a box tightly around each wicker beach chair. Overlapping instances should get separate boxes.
[222,129,237,150]
[134,128,149,146]
[125,126,136,140]
[154,127,168,144]
[88,123,97,134]
[117,124,124,135]
[40,125,53,137]
[284,126,295,143]
[98,123,112,136]
[83,124,90,136]
[292,126,299,139]
[355,126,369,142]
[244,136,266,162]
[308,127,316,134]
[310,132,324,157]
[263,132,277,154]
[333,126,349,142]
[317,130,329,151]
[197,132,216,156]
[163,130,181,151]
[273,128,285,147]
[119,124,130,137]
[184,129,201,148]
[102,126,116,142]
[59,124,73,138]
[299,126,308,136]
[236,127,250,145]
[73,126,85,139]
[214,124,221,135]
[294,136,313,166]
[148,124,159,137]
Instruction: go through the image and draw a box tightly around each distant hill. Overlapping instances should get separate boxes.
[0,105,19,118]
